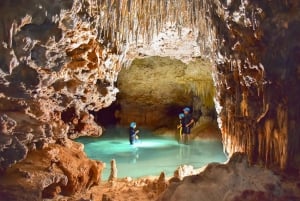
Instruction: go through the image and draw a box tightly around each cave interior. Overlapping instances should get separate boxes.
[0,0,300,200]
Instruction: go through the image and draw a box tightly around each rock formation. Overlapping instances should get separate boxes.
[158,153,291,201]
[0,0,120,171]
[210,0,300,169]
[0,139,104,200]
[0,0,211,171]
[116,56,215,130]
[0,0,299,199]
[108,159,117,183]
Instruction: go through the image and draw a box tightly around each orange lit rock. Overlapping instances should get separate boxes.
[0,139,104,200]
[0,0,119,170]
[158,153,283,201]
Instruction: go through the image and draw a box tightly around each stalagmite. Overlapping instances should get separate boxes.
[108,159,117,182]
[156,172,167,194]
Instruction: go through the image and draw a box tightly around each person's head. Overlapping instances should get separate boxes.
[178,113,184,119]
[130,122,136,128]
[183,107,190,114]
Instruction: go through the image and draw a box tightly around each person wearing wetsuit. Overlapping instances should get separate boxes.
[182,107,194,144]
[129,122,139,145]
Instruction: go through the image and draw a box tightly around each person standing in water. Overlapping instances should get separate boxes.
[182,107,194,145]
[129,122,139,145]
[177,113,184,143]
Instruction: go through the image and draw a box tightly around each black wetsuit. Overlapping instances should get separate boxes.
[129,127,136,145]
[182,114,193,134]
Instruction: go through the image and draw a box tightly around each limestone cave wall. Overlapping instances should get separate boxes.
[210,0,300,169]
[0,0,120,171]
[116,56,215,130]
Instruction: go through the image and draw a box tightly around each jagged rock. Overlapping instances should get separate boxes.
[102,193,113,201]
[177,165,196,180]
[158,152,283,201]
[0,0,120,170]
[143,172,169,195]
[210,0,300,169]
[0,114,16,135]
[169,165,200,183]
[63,111,102,139]
[0,139,104,200]
[169,170,181,183]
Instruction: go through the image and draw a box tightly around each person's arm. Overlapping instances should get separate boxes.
[186,119,194,127]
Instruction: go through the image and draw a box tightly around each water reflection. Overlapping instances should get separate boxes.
[75,127,227,179]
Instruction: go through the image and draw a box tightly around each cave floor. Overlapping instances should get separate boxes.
[53,177,161,201]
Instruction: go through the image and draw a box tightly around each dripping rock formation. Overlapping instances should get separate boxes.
[211,0,300,169]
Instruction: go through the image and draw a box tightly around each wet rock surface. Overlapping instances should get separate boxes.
[0,139,104,201]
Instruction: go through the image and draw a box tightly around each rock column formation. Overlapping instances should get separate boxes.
[211,0,300,169]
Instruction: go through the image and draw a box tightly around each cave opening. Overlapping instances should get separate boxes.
[90,55,219,135]
[78,55,225,179]
[91,101,121,127]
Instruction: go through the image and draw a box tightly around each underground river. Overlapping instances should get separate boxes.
[75,127,227,180]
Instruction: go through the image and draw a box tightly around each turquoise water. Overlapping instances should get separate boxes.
[75,127,227,180]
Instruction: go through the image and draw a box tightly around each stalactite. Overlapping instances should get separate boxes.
[88,0,212,57]
[211,0,300,169]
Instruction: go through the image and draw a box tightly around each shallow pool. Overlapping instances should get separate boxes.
[75,127,227,180]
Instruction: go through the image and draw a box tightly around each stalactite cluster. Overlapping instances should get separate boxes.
[85,0,214,58]
[211,0,300,169]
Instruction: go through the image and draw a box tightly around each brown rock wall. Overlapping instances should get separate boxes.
[210,0,300,169]
[0,0,120,170]
[116,56,215,130]
[0,139,104,200]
